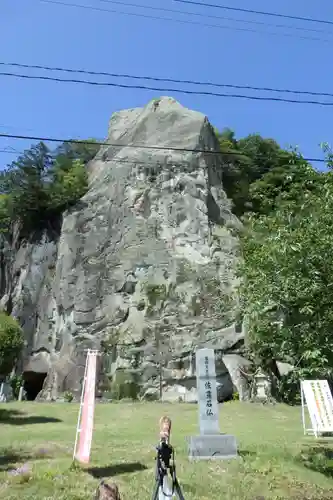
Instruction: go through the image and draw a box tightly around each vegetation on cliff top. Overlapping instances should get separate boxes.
[0,139,99,238]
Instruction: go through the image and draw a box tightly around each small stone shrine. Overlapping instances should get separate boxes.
[251,367,273,403]
[187,348,238,460]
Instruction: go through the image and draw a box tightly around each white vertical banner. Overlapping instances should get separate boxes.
[73,349,99,464]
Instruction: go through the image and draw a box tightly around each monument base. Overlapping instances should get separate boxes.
[187,434,238,460]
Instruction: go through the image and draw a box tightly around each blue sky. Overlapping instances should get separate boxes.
[1,0,333,170]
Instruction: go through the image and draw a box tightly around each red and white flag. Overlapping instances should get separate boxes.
[74,350,98,464]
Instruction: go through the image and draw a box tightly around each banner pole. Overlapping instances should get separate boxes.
[75,349,101,464]
[300,381,306,436]
[73,349,90,461]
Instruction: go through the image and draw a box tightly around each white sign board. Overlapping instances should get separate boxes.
[301,379,333,437]
[196,348,220,435]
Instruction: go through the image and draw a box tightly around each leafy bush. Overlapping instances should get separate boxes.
[0,313,24,377]
[102,390,114,400]
[299,444,333,477]
[232,391,240,401]
[276,371,301,405]
[110,370,140,400]
[64,391,74,402]
[9,374,24,400]
[47,158,88,212]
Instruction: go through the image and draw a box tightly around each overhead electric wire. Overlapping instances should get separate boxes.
[36,0,333,43]
[3,61,333,99]
[0,132,327,164]
[0,150,22,155]
[0,149,219,169]
[2,71,333,106]
[98,0,332,36]
[174,0,333,27]
[0,148,256,173]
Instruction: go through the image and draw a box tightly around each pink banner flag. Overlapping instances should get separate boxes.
[75,351,97,464]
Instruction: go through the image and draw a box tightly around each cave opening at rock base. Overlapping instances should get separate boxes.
[23,371,47,400]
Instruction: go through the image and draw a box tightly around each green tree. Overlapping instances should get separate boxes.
[216,128,252,216]
[215,130,306,217]
[321,142,333,170]
[0,138,100,237]
[48,158,88,211]
[47,138,99,212]
[239,167,333,393]
[0,142,52,236]
[0,312,24,378]
[249,151,321,215]
[0,194,11,234]
[52,138,100,167]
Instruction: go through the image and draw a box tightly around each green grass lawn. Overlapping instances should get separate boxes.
[0,401,333,499]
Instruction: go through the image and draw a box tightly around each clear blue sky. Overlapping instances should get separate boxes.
[1,0,333,170]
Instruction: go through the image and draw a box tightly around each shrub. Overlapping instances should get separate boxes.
[232,391,240,401]
[0,313,24,378]
[9,374,24,399]
[64,391,74,402]
[110,370,140,400]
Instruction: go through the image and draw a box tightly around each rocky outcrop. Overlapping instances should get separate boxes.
[2,97,244,401]
[222,354,253,401]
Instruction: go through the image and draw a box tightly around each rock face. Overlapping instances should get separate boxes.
[2,97,244,401]
[222,354,253,401]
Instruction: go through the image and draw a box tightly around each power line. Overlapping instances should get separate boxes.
[37,0,333,43]
[3,61,333,99]
[0,132,326,164]
[98,0,332,36]
[0,150,21,155]
[0,148,261,178]
[174,0,333,27]
[2,71,333,106]
[0,149,217,169]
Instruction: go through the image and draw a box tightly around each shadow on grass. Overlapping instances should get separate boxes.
[87,462,148,479]
[0,451,26,472]
[0,408,62,425]
[0,448,53,472]
[298,445,333,478]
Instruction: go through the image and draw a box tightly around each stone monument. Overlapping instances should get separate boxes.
[187,348,238,460]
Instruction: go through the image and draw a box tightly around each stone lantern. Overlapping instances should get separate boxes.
[251,367,272,403]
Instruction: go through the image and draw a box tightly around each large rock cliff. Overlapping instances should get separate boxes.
[1,97,245,401]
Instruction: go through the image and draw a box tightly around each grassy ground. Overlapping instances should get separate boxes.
[0,401,333,500]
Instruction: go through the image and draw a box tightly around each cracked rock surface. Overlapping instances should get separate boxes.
[1,97,244,401]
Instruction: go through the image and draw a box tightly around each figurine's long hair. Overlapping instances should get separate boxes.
[93,480,121,500]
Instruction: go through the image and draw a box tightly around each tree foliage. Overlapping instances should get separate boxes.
[0,139,100,238]
[0,312,24,377]
[215,129,307,216]
[215,129,333,401]
[248,151,316,215]
[239,157,333,401]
